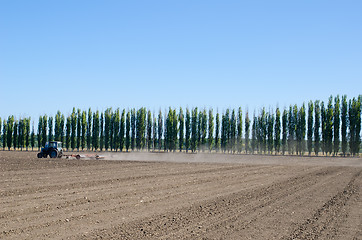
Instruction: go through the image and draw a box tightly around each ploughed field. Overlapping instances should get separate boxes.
[0,151,361,240]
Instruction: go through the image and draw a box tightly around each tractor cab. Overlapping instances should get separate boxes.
[38,141,63,158]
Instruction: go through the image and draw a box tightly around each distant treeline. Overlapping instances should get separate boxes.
[1,95,361,156]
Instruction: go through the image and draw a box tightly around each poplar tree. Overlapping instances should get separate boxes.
[197,110,202,151]
[314,100,321,156]
[282,109,288,155]
[274,108,281,154]
[185,108,191,152]
[297,104,306,155]
[93,111,100,151]
[325,96,334,155]
[349,97,361,155]
[60,114,65,144]
[237,107,242,153]
[66,116,71,151]
[221,111,227,153]
[288,106,295,155]
[147,110,152,151]
[267,112,274,154]
[158,110,163,151]
[13,120,18,150]
[200,109,207,151]
[120,109,125,152]
[37,116,43,150]
[131,109,136,151]
[104,108,112,151]
[125,111,131,152]
[100,112,104,151]
[31,124,35,151]
[341,95,348,156]
[71,108,76,150]
[136,108,146,150]
[42,115,48,147]
[2,120,6,150]
[18,119,24,150]
[191,108,198,152]
[77,109,81,150]
[230,109,236,153]
[25,118,30,151]
[245,111,250,154]
[251,115,257,154]
[208,108,214,152]
[48,116,53,142]
[260,108,267,154]
[333,95,340,155]
[179,108,184,152]
[307,101,314,155]
[113,109,120,151]
[153,115,157,151]
[55,111,61,141]
[215,111,220,152]
[321,102,327,154]
[81,111,87,150]
[7,116,14,150]
[87,108,92,150]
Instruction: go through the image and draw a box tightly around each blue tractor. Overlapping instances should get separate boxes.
[37,141,63,158]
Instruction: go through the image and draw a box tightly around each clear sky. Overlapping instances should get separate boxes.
[1,0,361,121]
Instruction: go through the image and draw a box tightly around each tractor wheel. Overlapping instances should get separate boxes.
[37,153,42,158]
[76,155,81,160]
[50,150,58,158]
[43,153,48,158]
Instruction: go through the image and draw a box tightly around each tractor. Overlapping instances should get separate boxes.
[37,141,63,158]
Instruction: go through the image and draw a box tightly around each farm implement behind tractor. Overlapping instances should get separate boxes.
[37,141,104,160]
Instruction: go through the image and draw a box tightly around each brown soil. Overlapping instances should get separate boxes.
[0,151,361,240]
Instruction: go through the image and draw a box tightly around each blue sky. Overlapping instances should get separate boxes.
[1,0,361,121]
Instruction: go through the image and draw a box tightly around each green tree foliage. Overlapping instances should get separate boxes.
[296,104,306,155]
[31,124,35,151]
[7,116,14,150]
[179,108,184,152]
[104,108,112,151]
[307,101,314,155]
[55,111,62,141]
[237,107,242,153]
[120,109,125,152]
[197,110,202,151]
[200,109,207,151]
[42,115,48,148]
[221,110,229,153]
[13,120,18,150]
[131,109,136,151]
[48,116,53,142]
[126,111,131,152]
[92,111,99,151]
[251,114,257,154]
[81,111,87,150]
[321,102,326,154]
[18,119,24,150]
[185,108,191,152]
[325,97,334,155]
[349,96,361,156]
[287,106,294,155]
[153,115,157,151]
[99,112,104,151]
[314,100,321,156]
[87,108,92,150]
[25,118,31,150]
[113,109,120,151]
[2,120,6,150]
[341,95,348,156]
[267,112,274,154]
[333,96,340,155]
[208,108,214,152]
[158,110,163,151]
[215,111,220,152]
[274,108,281,154]
[245,111,250,154]
[165,108,177,152]
[259,108,267,154]
[281,109,288,155]
[66,116,71,150]
[230,109,236,153]
[70,108,76,150]
[191,108,198,152]
[147,110,152,151]
[136,107,146,150]
[37,116,42,149]
[76,109,81,150]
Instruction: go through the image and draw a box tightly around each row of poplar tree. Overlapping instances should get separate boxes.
[0,95,361,156]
